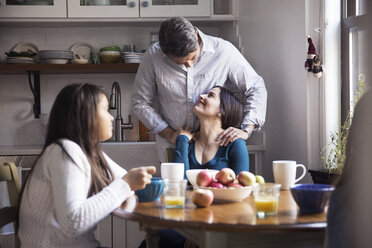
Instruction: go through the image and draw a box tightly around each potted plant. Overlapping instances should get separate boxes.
[309,80,366,185]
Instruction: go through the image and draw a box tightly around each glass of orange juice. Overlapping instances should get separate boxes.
[253,183,281,218]
[163,179,187,208]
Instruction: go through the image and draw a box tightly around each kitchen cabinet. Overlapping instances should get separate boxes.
[139,0,210,18]
[69,0,211,18]
[0,0,66,18]
[68,0,139,18]
[0,0,238,19]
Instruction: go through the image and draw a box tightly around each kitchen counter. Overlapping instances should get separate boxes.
[0,131,265,174]
[0,142,156,156]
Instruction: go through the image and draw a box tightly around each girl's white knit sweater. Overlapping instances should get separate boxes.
[19,139,132,248]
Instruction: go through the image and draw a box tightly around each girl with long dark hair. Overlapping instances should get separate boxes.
[18,83,155,248]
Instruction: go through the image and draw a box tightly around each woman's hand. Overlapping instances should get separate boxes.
[122,166,156,191]
[177,127,195,141]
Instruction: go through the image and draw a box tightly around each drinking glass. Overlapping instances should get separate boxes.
[163,179,187,208]
[253,183,281,218]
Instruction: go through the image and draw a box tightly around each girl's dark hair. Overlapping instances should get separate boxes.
[18,83,112,231]
[45,83,113,196]
[158,16,199,58]
[30,83,113,196]
[215,86,244,129]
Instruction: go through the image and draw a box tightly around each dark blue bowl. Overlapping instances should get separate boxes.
[135,177,164,202]
[290,184,335,214]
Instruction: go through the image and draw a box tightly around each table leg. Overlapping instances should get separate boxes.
[199,231,227,248]
[176,229,228,248]
[144,228,160,248]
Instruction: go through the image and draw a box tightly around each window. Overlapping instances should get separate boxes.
[341,0,369,121]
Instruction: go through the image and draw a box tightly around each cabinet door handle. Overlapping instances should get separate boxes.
[129,1,136,8]
[142,1,149,7]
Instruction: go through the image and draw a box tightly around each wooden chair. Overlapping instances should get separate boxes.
[0,162,21,248]
[166,147,174,162]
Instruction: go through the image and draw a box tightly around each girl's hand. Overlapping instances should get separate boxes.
[122,166,156,191]
[177,127,195,141]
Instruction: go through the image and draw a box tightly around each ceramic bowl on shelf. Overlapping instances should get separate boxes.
[39,50,74,64]
[99,51,121,64]
[99,46,120,52]
[199,185,253,202]
[42,58,70,64]
[290,184,335,214]
[72,58,89,64]
[70,42,94,63]
[185,169,219,189]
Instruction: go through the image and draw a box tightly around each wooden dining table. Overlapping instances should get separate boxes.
[113,190,327,248]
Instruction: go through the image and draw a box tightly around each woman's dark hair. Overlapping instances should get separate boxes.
[215,86,244,129]
[158,16,199,58]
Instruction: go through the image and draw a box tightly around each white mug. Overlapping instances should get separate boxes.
[161,163,184,180]
[272,160,306,190]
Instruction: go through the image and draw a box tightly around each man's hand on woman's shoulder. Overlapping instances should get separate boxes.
[216,126,253,147]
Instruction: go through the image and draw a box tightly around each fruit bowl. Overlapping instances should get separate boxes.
[290,184,335,214]
[199,185,253,202]
[186,169,219,189]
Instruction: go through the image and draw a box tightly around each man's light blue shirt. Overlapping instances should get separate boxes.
[131,28,267,135]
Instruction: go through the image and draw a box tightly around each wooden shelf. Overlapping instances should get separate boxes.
[0,63,139,74]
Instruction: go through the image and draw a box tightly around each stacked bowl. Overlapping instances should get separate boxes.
[99,46,121,64]
[39,50,74,64]
[122,52,144,63]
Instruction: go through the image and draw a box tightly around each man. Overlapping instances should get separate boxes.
[131,17,267,162]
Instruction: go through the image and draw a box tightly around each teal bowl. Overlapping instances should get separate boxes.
[135,177,164,202]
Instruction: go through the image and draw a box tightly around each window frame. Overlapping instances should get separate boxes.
[341,0,368,122]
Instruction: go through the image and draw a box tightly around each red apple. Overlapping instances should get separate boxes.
[237,171,256,186]
[208,181,225,188]
[210,178,217,184]
[191,189,214,207]
[227,182,243,188]
[215,168,236,185]
[196,170,213,187]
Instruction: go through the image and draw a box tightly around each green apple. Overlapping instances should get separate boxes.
[237,171,256,186]
[255,175,265,184]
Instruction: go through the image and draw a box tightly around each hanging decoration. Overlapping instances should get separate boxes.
[304,36,323,78]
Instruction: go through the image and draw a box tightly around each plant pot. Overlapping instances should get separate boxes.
[308,169,342,185]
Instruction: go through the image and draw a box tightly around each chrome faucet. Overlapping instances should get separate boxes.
[109,82,133,141]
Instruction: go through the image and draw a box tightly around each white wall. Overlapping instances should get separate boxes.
[0,24,218,146]
[239,0,313,182]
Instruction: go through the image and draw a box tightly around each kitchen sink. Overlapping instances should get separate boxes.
[101,142,161,176]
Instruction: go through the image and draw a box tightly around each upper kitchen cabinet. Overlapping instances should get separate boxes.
[68,0,138,18]
[0,0,237,20]
[139,0,210,18]
[0,0,66,18]
[68,0,210,18]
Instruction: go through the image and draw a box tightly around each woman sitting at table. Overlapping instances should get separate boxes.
[139,87,249,248]
[174,86,249,175]
[18,83,155,248]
